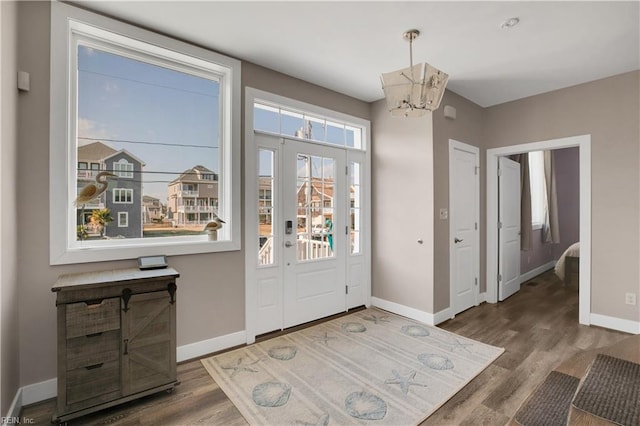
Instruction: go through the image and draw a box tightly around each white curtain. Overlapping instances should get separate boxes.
[543,150,560,243]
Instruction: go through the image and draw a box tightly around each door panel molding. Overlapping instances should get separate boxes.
[448,140,480,317]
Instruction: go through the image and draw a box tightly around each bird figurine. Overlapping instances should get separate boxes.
[74,171,118,206]
[73,171,117,238]
[203,216,225,241]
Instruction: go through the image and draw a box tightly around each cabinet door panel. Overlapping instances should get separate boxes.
[122,290,176,395]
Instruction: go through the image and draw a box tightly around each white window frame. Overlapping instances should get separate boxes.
[49,2,241,265]
[113,159,133,178]
[528,151,547,230]
[113,188,133,204]
[118,212,128,228]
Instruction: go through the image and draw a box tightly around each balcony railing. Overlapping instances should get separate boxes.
[77,170,98,180]
[177,205,216,213]
[179,190,199,197]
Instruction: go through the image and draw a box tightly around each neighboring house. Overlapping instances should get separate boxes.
[142,195,163,224]
[167,165,219,226]
[77,141,145,238]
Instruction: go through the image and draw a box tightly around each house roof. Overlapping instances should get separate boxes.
[170,165,218,184]
[77,142,117,162]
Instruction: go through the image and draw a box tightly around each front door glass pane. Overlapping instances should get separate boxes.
[296,153,335,261]
[258,149,275,266]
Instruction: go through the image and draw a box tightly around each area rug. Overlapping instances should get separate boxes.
[514,371,580,426]
[572,354,640,426]
[202,308,504,425]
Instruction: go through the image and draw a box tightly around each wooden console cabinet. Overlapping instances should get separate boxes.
[52,267,180,423]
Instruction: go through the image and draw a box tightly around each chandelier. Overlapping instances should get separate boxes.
[380,29,449,117]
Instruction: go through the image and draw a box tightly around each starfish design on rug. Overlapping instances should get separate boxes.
[310,331,337,346]
[361,314,390,324]
[221,357,260,377]
[437,337,474,353]
[296,413,329,426]
[384,369,428,396]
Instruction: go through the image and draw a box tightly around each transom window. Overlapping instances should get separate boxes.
[50,2,240,265]
[254,102,364,150]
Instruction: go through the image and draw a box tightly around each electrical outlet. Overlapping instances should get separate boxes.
[439,208,448,220]
[625,293,637,306]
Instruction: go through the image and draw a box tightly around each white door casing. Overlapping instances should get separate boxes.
[245,88,371,343]
[498,157,521,301]
[449,140,480,316]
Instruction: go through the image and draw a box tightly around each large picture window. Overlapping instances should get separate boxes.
[50,2,240,264]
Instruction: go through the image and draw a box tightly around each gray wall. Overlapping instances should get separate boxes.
[483,71,640,322]
[370,99,434,313]
[1,0,19,414]
[432,90,485,312]
[15,1,369,390]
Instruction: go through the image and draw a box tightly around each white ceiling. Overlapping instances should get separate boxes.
[74,1,640,107]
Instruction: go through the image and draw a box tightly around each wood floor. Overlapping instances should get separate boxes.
[22,270,631,425]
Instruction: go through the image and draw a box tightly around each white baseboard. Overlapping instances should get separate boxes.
[7,330,247,415]
[433,307,453,325]
[177,330,246,362]
[5,386,22,419]
[590,313,640,334]
[520,260,557,284]
[477,292,487,304]
[371,297,435,325]
[22,378,57,406]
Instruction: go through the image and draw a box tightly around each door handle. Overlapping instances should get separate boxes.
[284,241,294,248]
[454,237,464,243]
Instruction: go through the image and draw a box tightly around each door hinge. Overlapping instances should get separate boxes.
[475,277,478,286]
[345,226,349,235]
[346,165,349,175]
[497,274,502,282]
[345,285,349,294]
[474,166,479,175]
[498,221,503,229]
[475,222,478,230]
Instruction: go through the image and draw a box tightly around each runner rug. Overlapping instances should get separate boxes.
[202,308,504,425]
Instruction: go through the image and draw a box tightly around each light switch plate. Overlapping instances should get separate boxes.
[439,208,448,220]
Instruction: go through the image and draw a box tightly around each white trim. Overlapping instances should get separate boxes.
[520,260,556,284]
[113,188,133,204]
[244,87,371,344]
[5,388,22,420]
[448,140,480,316]
[477,292,487,304]
[486,135,591,326]
[590,313,640,335]
[176,330,246,362]
[371,297,435,325]
[118,211,128,227]
[433,306,454,325]
[22,378,57,406]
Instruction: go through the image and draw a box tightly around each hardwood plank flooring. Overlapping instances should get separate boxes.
[22,270,631,425]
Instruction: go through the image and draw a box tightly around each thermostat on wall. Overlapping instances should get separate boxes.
[137,255,168,270]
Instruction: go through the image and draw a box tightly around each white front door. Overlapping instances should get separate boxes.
[282,139,347,327]
[449,140,479,316]
[252,134,349,334]
[498,157,521,301]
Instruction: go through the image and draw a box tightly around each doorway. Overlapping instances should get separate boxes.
[486,135,591,325]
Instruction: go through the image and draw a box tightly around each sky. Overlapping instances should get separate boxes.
[77,45,220,200]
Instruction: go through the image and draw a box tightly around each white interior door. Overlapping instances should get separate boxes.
[498,157,521,301]
[449,141,479,315]
[282,139,347,328]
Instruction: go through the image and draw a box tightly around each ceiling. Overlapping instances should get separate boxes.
[74,1,639,107]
